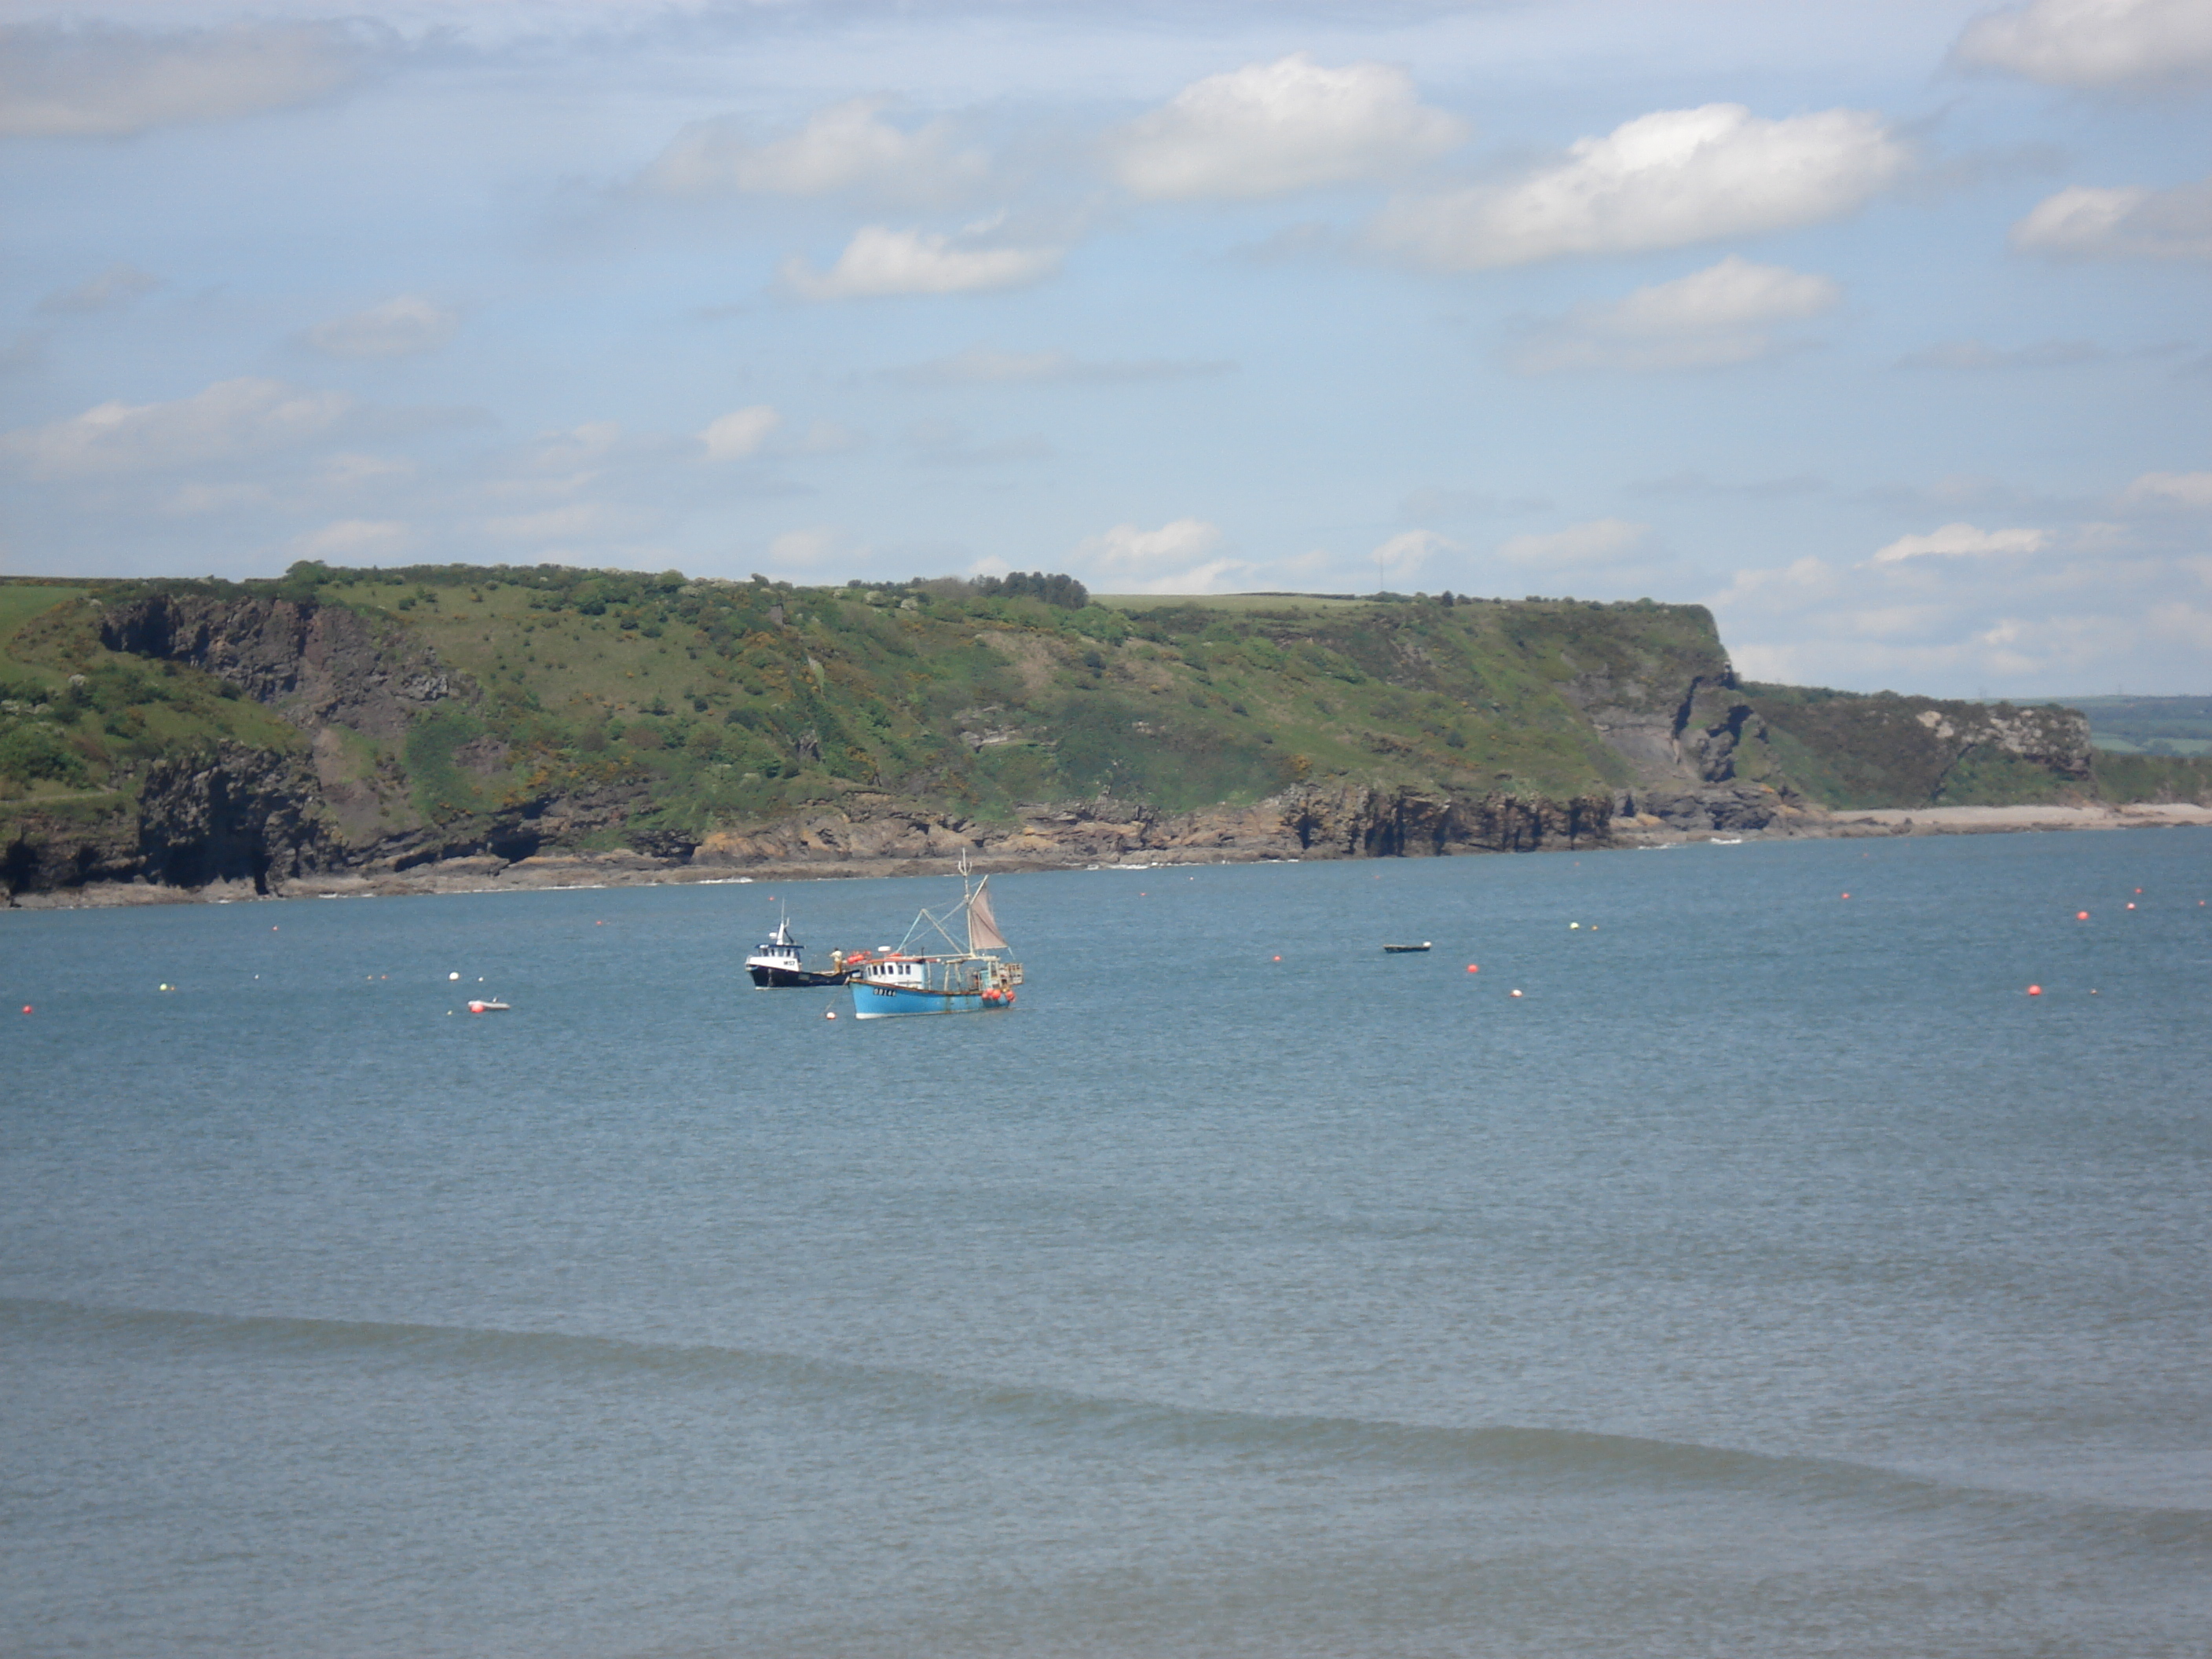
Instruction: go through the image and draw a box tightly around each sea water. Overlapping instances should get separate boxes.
[3,829,2208,1657]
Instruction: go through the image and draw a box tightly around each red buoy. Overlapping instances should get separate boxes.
[20,1005,29,1014]
[2076,911,2089,921]
[1465,964,1479,973]
[2027,984,2042,996]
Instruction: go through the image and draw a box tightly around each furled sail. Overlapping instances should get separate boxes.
[966,879,1009,952]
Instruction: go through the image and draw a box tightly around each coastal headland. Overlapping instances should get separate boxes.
[5,565,2207,907]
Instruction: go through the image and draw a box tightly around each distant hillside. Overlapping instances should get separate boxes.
[1742,683,2212,811]
[1,564,2203,900]
[2063,694,2212,758]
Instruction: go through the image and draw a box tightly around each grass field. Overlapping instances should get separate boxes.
[1092,592,1388,615]
[0,583,91,686]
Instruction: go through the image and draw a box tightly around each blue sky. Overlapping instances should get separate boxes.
[3,0,2208,695]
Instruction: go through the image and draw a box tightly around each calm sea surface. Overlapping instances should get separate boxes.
[4,829,2210,1657]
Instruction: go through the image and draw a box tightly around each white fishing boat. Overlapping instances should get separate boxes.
[849,862,1023,1019]
[746,916,853,988]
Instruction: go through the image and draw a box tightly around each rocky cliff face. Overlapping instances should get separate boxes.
[100,591,464,739]
[688,782,1612,872]
[2,742,342,899]
[1,800,141,895]
[1559,646,1792,836]
[1284,783,1610,855]
[137,741,339,891]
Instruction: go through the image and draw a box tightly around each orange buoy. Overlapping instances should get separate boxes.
[1272,954,1280,961]
[2027,984,2042,996]
[1841,892,1851,899]
[2076,911,2089,921]
[1465,964,1479,973]
[20,1005,29,1014]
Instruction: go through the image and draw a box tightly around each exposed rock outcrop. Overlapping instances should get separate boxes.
[137,742,339,892]
[689,782,1611,872]
[2,800,141,895]
[1284,783,1610,855]
[1563,651,1789,834]
[100,591,468,738]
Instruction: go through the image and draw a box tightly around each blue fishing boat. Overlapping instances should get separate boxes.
[848,863,1023,1020]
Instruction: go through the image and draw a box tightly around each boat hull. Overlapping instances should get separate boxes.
[849,982,1013,1019]
[749,965,850,988]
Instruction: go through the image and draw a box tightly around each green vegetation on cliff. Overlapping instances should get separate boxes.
[1744,683,2212,810]
[5,564,1722,824]
[2,563,2203,895]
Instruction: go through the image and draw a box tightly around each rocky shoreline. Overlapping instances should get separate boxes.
[9,794,2206,910]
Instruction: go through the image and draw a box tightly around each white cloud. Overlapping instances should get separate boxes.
[0,377,352,478]
[2121,470,2212,507]
[37,263,159,314]
[1070,518,1255,592]
[1371,528,1456,585]
[305,295,459,360]
[1497,518,1652,567]
[639,97,987,207]
[1872,522,2049,562]
[700,405,781,460]
[0,20,389,138]
[1110,53,1465,201]
[1373,104,1909,270]
[781,225,1062,300]
[292,518,408,559]
[1953,0,2212,89]
[2010,178,2212,260]
[1506,255,1840,373]
[1715,540,2212,694]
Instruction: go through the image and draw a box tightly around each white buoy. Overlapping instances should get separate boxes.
[449,972,460,980]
